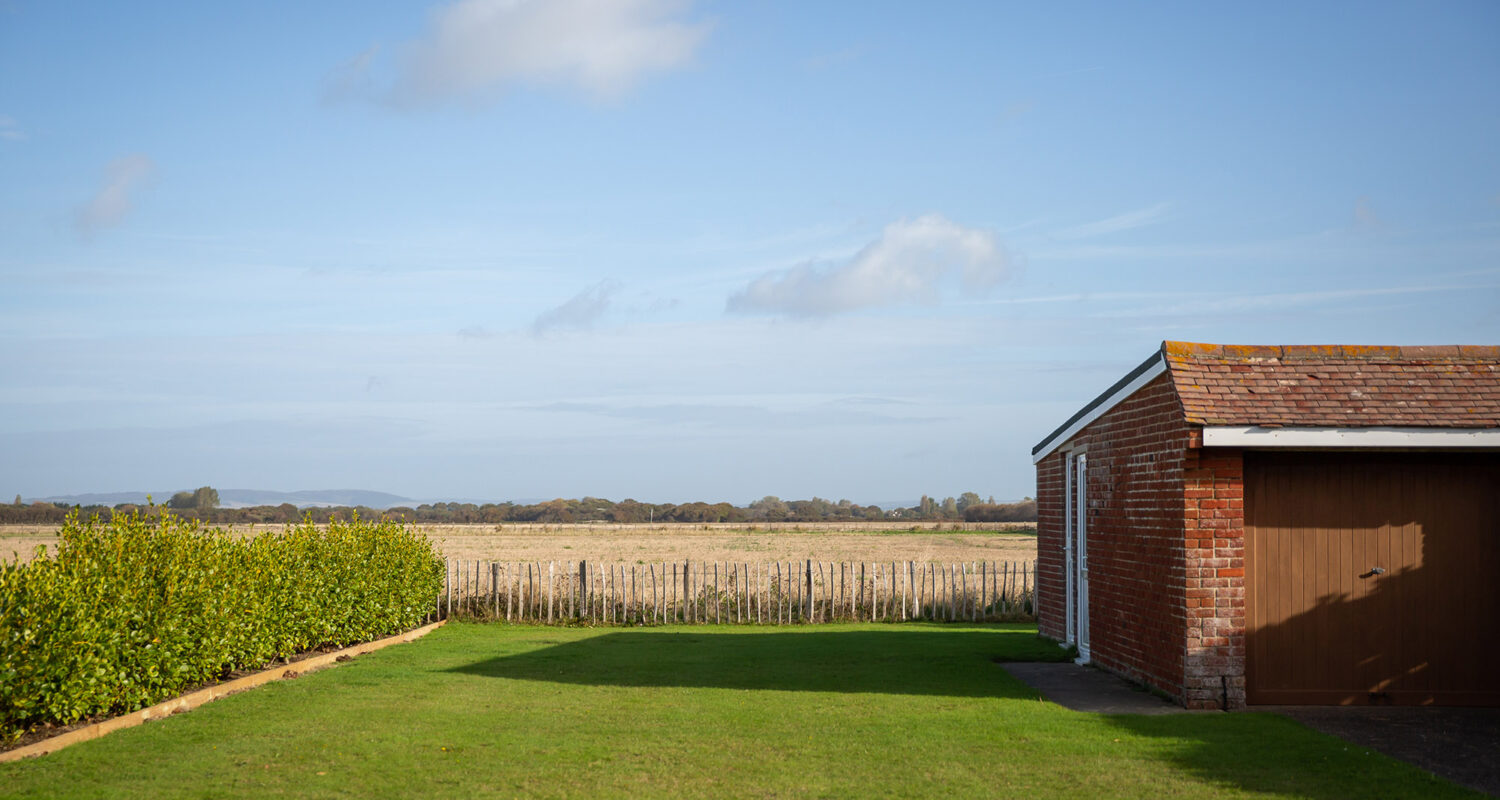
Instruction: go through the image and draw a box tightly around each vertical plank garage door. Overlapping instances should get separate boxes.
[1245,452,1500,705]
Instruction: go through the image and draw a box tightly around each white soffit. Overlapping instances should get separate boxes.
[1032,356,1168,463]
[1202,426,1500,448]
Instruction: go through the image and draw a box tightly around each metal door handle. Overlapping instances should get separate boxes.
[1359,567,1386,579]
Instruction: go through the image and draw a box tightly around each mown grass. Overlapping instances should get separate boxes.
[0,623,1478,799]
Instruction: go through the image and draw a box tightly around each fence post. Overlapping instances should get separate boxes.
[759,561,766,625]
[1024,562,1031,614]
[903,561,910,620]
[804,560,813,622]
[972,558,984,621]
[548,561,555,624]
[945,563,952,622]
[579,561,587,621]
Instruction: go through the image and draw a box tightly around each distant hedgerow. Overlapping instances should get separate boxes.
[0,510,443,741]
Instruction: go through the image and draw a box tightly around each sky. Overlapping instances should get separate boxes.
[2,1,1499,505]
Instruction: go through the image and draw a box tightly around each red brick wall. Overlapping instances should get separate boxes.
[1034,373,1191,701]
[1181,447,1246,709]
[1036,452,1065,641]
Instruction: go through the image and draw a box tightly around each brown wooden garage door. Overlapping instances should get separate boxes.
[1245,451,1500,706]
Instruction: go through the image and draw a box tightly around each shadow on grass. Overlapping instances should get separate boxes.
[447,625,1064,698]
[444,626,1476,798]
[1098,713,1478,799]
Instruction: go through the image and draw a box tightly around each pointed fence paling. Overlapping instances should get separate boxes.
[432,559,1035,624]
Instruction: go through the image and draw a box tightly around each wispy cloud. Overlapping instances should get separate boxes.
[320,46,380,106]
[530,399,942,429]
[1051,202,1170,240]
[384,0,711,106]
[726,214,1011,318]
[803,45,861,71]
[0,116,24,141]
[1353,196,1386,232]
[74,154,155,239]
[532,280,619,335]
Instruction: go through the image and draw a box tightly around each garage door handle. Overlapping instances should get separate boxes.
[1360,567,1386,578]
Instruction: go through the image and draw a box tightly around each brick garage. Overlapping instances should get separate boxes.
[1033,342,1500,708]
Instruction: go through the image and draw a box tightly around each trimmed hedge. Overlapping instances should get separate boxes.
[0,510,443,740]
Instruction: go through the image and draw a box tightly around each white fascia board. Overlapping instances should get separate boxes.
[1032,357,1168,464]
[1201,426,1500,449]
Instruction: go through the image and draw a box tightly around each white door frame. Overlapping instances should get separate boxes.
[1073,452,1090,663]
[1063,453,1075,646]
[1063,450,1090,662]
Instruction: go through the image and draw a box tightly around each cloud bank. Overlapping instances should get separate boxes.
[0,116,23,141]
[727,214,1011,318]
[388,0,710,105]
[532,280,619,335]
[74,154,154,238]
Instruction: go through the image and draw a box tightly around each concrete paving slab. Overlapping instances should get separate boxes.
[1000,661,1200,715]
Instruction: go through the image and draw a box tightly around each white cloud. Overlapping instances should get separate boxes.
[532,280,619,335]
[1052,202,1170,240]
[0,116,23,141]
[726,214,1011,318]
[74,154,155,238]
[389,0,710,105]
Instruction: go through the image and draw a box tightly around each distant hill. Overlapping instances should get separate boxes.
[217,489,414,509]
[33,489,415,510]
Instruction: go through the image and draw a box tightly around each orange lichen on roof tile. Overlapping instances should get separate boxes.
[1162,341,1223,357]
[1281,344,1343,359]
[1335,344,1404,359]
[1220,344,1281,359]
[1157,340,1500,429]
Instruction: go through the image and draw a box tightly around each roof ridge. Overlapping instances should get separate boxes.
[1161,341,1500,361]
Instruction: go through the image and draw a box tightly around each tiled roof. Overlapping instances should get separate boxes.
[1162,342,1500,428]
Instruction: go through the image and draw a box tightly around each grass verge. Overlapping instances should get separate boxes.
[0,623,1478,799]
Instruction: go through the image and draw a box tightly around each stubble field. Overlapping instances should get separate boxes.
[0,521,1037,565]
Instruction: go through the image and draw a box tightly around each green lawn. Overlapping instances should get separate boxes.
[0,623,1477,799]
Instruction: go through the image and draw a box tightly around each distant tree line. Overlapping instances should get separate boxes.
[0,488,1037,526]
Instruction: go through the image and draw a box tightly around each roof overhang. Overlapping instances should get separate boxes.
[1031,351,1167,464]
[1201,425,1500,449]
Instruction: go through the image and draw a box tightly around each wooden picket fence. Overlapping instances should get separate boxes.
[435,559,1035,624]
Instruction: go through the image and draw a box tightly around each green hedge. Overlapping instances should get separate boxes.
[0,510,443,740]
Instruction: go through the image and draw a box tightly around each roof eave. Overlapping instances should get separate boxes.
[1031,350,1168,464]
[1201,425,1500,449]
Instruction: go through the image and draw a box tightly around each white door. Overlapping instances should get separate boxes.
[1072,453,1090,662]
[1063,455,1075,646]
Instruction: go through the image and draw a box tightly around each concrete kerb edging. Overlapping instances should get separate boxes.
[0,618,448,763]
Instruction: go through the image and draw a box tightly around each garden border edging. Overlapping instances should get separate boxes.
[0,619,447,763]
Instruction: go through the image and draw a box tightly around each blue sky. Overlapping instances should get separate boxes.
[3,1,1498,504]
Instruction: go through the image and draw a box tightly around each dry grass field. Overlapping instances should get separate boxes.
[0,521,1036,565]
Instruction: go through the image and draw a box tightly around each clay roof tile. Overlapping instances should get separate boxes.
[1158,340,1500,429]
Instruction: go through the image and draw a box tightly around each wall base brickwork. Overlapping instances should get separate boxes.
[1181,447,1246,709]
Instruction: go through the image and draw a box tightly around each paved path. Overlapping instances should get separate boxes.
[999,662,1198,715]
[1001,662,1499,796]
[1267,706,1500,798]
